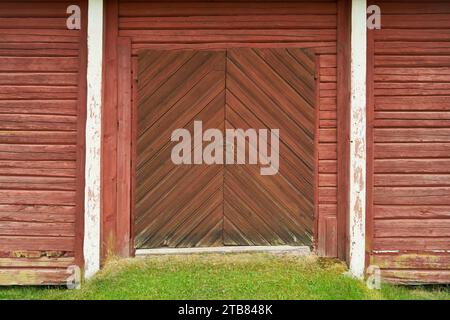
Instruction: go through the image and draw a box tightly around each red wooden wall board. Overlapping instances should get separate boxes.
[130,57,138,256]
[116,37,132,256]
[223,48,316,246]
[0,0,87,285]
[314,54,321,253]
[367,1,450,284]
[0,268,73,286]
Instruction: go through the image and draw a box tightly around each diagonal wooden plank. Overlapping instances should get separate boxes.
[228,48,315,135]
[136,97,224,212]
[137,50,195,96]
[137,71,225,168]
[174,193,223,247]
[223,202,271,246]
[137,169,223,248]
[224,48,316,246]
[225,108,314,210]
[226,165,313,245]
[224,181,283,244]
[226,62,314,168]
[135,50,226,249]
[225,167,311,245]
[226,90,315,193]
[136,164,222,246]
[253,48,316,106]
[162,177,223,247]
[136,96,224,206]
[137,51,224,136]
[287,48,316,75]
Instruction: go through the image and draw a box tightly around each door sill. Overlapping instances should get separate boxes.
[135,246,311,256]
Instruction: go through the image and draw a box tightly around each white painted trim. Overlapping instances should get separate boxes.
[84,0,103,279]
[349,0,367,279]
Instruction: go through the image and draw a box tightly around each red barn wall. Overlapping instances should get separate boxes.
[0,1,86,285]
[367,0,450,284]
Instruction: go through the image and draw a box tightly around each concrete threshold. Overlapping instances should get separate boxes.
[135,246,311,257]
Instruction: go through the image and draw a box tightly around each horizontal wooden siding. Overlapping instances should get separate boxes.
[368,0,450,284]
[0,0,86,285]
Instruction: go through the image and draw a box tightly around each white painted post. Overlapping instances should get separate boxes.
[84,0,103,279]
[349,0,367,279]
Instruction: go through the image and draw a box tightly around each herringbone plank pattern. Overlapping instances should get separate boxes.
[224,48,315,246]
[135,48,315,248]
[135,51,225,248]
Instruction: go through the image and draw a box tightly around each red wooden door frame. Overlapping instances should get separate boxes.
[116,37,133,256]
[102,0,351,260]
[75,0,88,269]
[336,0,351,262]
[113,48,320,256]
[130,49,317,249]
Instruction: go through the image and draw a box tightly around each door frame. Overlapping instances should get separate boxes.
[132,48,318,250]
[102,0,351,260]
[115,46,320,256]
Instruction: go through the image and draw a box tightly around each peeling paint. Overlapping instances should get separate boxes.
[348,0,367,279]
[84,0,103,279]
[373,250,400,254]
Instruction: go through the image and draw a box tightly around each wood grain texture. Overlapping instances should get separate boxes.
[116,37,132,256]
[113,0,339,257]
[224,48,315,246]
[336,0,350,261]
[134,48,315,248]
[367,0,450,284]
[0,0,87,285]
[134,50,226,248]
[102,0,119,261]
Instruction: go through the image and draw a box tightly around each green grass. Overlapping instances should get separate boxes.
[0,254,449,300]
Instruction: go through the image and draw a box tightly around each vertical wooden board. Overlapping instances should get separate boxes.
[130,56,138,256]
[102,0,119,259]
[75,0,88,275]
[317,214,326,256]
[314,54,321,253]
[0,0,87,285]
[325,216,337,257]
[336,0,351,261]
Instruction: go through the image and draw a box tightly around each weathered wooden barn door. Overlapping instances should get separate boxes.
[134,48,315,248]
[134,51,226,248]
